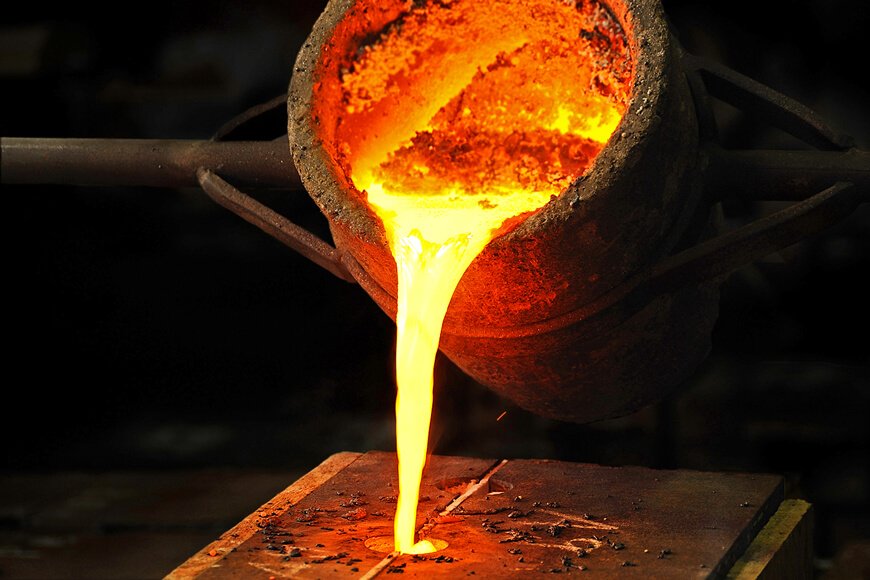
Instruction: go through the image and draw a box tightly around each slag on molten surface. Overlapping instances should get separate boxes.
[325,0,630,554]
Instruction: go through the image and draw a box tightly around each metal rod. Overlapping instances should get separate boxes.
[704,147,870,202]
[686,56,854,151]
[196,168,355,283]
[650,182,864,292]
[0,138,300,188]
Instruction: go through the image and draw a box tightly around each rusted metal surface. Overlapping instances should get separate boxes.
[0,138,299,188]
[177,451,785,578]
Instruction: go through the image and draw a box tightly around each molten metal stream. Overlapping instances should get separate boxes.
[367,188,554,553]
[332,0,630,553]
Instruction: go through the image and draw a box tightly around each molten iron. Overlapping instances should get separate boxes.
[327,0,630,553]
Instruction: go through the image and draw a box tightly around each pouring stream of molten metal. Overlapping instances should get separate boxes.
[334,0,629,553]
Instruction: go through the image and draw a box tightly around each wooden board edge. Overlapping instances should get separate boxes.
[726,499,814,580]
[163,451,362,579]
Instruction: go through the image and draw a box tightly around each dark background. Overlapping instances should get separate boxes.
[1,0,868,576]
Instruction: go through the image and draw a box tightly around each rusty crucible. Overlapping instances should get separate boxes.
[286,0,868,422]
[2,0,868,423]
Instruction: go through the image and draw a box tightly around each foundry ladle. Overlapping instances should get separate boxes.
[1,0,867,423]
